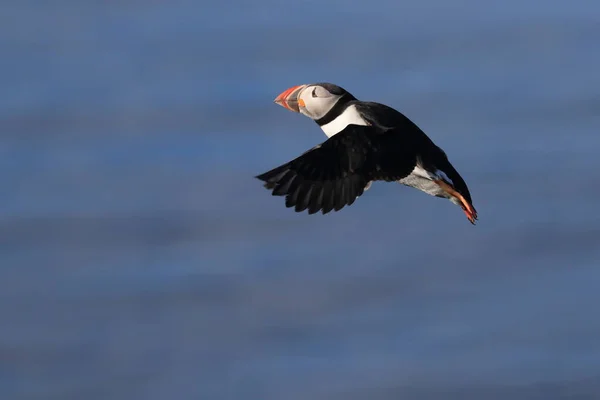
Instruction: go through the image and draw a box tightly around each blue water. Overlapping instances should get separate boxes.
[2,1,600,399]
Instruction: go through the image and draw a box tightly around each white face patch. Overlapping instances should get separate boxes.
[298,85,341,121]
[320,105,369,137]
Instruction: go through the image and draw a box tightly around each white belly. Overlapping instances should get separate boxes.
[398,174,447,198]
[398,165,453,198]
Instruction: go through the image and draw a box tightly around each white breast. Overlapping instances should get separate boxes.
[320,105,368,137]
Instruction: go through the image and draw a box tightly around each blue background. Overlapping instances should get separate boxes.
[2,1,600,399]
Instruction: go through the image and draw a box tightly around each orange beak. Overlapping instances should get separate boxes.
[274,84,307,113]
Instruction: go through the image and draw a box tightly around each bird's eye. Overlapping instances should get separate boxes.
[312,87,318,98]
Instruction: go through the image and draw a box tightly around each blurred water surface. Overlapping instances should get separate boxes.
[2,1,600,399]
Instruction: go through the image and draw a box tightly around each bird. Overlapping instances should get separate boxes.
[255,82,478,224]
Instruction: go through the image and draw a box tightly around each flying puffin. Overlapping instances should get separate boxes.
[256,83,478,224]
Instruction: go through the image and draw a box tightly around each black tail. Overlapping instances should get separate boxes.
[438,158,474,206]
[432,154,478,224]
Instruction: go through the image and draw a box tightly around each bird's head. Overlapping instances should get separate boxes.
[273,83,356,121]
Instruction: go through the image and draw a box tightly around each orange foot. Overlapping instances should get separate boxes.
[462,204,478,225]
[434,179,478,225]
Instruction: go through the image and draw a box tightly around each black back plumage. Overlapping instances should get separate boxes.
[353,101,474,204]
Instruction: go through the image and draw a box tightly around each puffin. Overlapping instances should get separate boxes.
[255,83,478,224]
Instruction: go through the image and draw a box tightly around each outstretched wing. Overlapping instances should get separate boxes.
[256,125,415,214]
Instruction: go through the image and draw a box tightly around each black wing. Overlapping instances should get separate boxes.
[256,125,416,214]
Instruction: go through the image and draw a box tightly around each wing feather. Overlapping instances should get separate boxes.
[256,124,417,214]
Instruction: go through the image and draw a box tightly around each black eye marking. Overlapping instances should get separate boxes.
[312,87,318,98]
